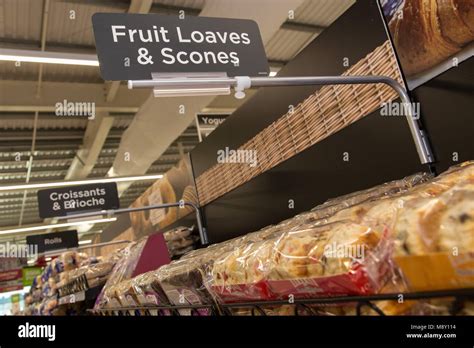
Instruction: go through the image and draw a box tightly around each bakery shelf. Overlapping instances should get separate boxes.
[89,287,474,316]
[57,274,90,298]
[90,303,219,316]
[57,285,103,306]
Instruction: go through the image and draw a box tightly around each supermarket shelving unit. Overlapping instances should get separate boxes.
[89,288,474,316]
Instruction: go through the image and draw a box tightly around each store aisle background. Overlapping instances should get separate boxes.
[0,0,355,243]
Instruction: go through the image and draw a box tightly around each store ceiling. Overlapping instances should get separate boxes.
[0,0,355,240]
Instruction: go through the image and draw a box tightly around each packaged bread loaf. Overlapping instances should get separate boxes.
[210,239,276,302]
[94,240,145,310]
[132,271,170,314]
[327,162,474,255]
[295,172,432,225]
[268,221,388,292]
[208,220,393,303]
[422,180,474,252]
[388,175,474,256]
[115,279,140,308]
[163,226,192,241]
[96,283,122,309]
[157,246,224,315]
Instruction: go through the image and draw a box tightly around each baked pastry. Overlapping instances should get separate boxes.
[390,197,437,255]
[389,0,474,76]
[211,245,249,286]
[270,222,382,280]
[437,0,474,45]
[393,178,474,255]
[458,0,474,32]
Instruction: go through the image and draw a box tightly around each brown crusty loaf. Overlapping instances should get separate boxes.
[389,0,474,76]
[437,0,474,45]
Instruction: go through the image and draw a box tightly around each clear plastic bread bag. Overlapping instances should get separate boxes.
[114,279,142,311]
[156,245,225,315]
[424,179,474,253]
[131,270,171,315]
[296,172,434,225]
[267,220,395,299]
[94,242,137,309]
[207,238,276,303]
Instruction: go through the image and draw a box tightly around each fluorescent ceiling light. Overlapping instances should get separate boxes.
[153,87,230,98]
[0,174,163,192]
[0,218,117,236]
[0,48,99,66]
[79,240,92,245]
[78,229,103,235]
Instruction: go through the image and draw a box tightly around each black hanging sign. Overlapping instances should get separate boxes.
[26,230,79,254]
[37,183,119,219]
[92,13,269,80]
[195,113,230,141]
[196,113,229,128]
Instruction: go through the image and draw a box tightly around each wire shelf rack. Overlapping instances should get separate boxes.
[89,287,474,316]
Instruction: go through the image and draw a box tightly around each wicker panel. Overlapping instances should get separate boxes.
[196,41,403,205]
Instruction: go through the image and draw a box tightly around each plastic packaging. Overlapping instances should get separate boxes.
[163,227,193,241]
[208,221,394,303]
[292,172,433,225]
[156,256,215,315]
[94,240,146,309]
[132,271,171,315]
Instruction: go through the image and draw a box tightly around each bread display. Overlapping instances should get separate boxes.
[22,248,124,316]
[296,172,432,225]
[426,181,474,252]
[77,161,474,315]
[205,162,474,306]
[389,0,474,76]
[115,279,140,308]
[156,258,214,315]
[94,240,147,309]
[133,271,170,308]
[163,226,199,258]
[208,221,392,302]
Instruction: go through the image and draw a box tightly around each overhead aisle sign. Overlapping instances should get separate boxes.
[26,230,79,254]
[195,113,230,141]
[92,13,269,80]
[37,183,119,219]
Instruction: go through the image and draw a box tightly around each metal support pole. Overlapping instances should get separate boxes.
[56,201,208,244]
[129,75,434,164]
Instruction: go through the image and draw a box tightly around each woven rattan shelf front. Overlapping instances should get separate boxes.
[196,41,403,206]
